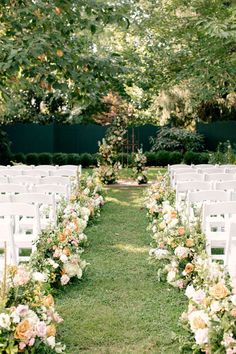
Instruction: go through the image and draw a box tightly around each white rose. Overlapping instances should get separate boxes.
[0,313,11,329]
[175,246,189,259]
[195,328,209,345]
[32,272,47,282]
[167,270,177,283]
[231,295,236,306]
[210,301,221,313]
[188,310,209,332]
[61,274,70,285]
[60,254,68,263]
[47,336,56,348]
[185,285,195,299]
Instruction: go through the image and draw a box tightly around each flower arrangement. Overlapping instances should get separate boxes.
[0,265,65,353]
[0,171,104,353]
[145,172,236,352]
[97,115,127,184]
[132,148,148,184]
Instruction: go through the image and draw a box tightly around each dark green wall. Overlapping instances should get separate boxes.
[196,121,236,150]
[3,123,159,153]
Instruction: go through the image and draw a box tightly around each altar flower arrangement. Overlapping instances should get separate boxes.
[132,148,148,184]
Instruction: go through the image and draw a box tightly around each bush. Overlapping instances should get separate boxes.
[52,153,68,165]
[67,153,80,165]
[208,141,236,164]
[150,127,205,153]
[184,151,209,165]
[145,152,158,166]
[168,151,183,165]
[38,153,53,165]
[0,129,11,165]
[155,150,171,166]
[11,153,26,164]
[79,153,94,167]
[26,153,39,165]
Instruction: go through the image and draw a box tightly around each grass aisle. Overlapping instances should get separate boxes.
[57,185,186,354]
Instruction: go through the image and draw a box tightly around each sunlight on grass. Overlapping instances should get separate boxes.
[112,243,149,254]
[106,196,130,206]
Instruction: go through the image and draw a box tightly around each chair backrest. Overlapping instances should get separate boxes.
[11,193,57,225]
[49,169,76,177]
[193,164,215,169]
[40,176,70,185]
[215,180,236,191]
[58,165,78,170]
[0,169,23,176]
[188,190,231,204]
[202,201,236,231]
[204,173,235,182]
[22,169,49,176]
[197,167,226,174]
[0,184,28,194]
[35,165,58,170]
[174,173,204,185]
[32,184,69,198]
[9,175,41,185]
[176,181,212,193]
[10,165,33,170]
[0,176,8,184]
[0,202,41,234]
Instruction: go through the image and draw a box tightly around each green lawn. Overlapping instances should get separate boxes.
[56,182,186,354]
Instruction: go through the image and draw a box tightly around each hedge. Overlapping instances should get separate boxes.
[8,151,210,167]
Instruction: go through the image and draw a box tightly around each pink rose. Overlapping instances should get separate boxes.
[16,305,29,317]
[36,321,47,338]
[13,267,30,286]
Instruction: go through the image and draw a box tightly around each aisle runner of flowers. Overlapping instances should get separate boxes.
[145,173,236,353]
[0,172,104,353]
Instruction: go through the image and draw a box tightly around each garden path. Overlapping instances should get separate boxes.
[57,185,186,354]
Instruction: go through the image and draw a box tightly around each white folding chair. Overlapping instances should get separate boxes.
[0,221,17,274]
[59,165,78,171]
[193,164,215,169]
[10,165,33,170]
[40,176,71,186]
[204,173,235,182]
[0,184,28,194]
[35,165,58,170]
[0,203,41,262]
[215,181,236,191]
[11,193,57,229]
[187,190,231,221]
[197,167,226,174]
[176,181,212,209]
[0,176,8,184]
[49,169,76,177]
[174,172,205,187]
[22,169,49,177]
[32,183,70,200]
[202,201,236,263]
[0,169,23,176]
[9,175,41,185]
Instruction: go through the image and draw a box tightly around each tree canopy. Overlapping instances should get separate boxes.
[0,0,235,126]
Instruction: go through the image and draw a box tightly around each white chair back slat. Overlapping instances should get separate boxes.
[35,165,58,170]
[22,169,49,176]
[9,175,41,185]
[215,181,236,191]
[0,184,28,194]
[40,176,70,185]
[0,176,8,183]
[32,184,70,199]
[0,169,23,176]
[59,165,78,171]
[204,173,235,182]
[49,169,76,177]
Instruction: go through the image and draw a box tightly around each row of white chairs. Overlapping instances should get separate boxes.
[0,169,77,177]
[0,164,81,171]
[176,180,236,208]
[0,175,72,186]
[168,165,236,278]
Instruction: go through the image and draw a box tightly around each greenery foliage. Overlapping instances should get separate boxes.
[208,140,236,164]
[150,127,205,153]
[0,129,11,164]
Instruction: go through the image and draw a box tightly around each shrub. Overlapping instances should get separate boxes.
[184,151,209,165]
[67,153,80,165]
[145,152,158,166]
[150,127,205,153]
[79,153,93,167]
[168,151,183,165]
[0,129,11,165]
[52,153,68,165]
[155,150,171,166]
[26,153,39,165]
[11,153,26,164]
[38,153,53,165]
